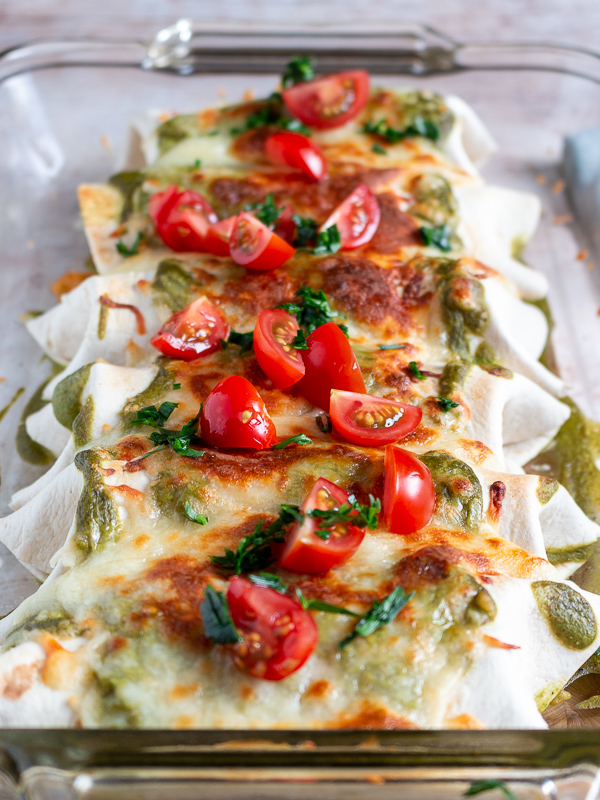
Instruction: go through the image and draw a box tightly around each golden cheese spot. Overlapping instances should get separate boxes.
[328,701,418,730]
[50,270,93,298]
[98,575,126,588]
[445,713,482,729]
[170,683,201,701]
[401,425,439,447]
[457,438,494,465]
[134,534,151,550]
[303,680,334,701]
[42,648,83,691]
[174,715,196,728]
[0,662,42,700]
[239,685,256,702]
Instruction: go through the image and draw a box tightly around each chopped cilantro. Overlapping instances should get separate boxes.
[292,215,319,248]
[184,501,208,525]
[172,383,181,390]
[116,232,142,257]
[437,396,460,412]
[277,286,343,335]
[419,223,452,252]
[211,505,302,574]
[338,585,414,650]
[408,361,426,380]
[290,329,309,350]
[464,780,518,800]
[371,143,387,155]
[362,117,440,143]
[248,574,361,617]
[310,493,381,541]
[220,329,254,353]
[282,56,315,88]
[193,158,202,168]
[272,434,313,450]
[130,402,205,458]
[200,586,241,644]
[314,224,342,255]
[246,193,282,228]
[230,92,310,136]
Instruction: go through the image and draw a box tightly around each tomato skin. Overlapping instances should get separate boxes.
[383,446,436,535]
[200,376,276,450]
[149,186,218,252]
[282,70,370,130]
[321,184,380,250]
[254,309,306,390]
[230,212,296,271]
[330,390,422,446]
[264,132,327,182]
[150,296,229,361]
[279,478,365,574]
[227,577,318,681]
[205,216,237,257]
[297,322,366,411]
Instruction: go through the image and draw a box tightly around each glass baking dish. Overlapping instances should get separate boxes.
[1,20,600,799]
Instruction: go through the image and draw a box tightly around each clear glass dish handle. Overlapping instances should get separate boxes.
[1,19,600,84]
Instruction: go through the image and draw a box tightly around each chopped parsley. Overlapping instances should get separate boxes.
[272,434,313,449]
[371,143,387,155]
[211,505,302,574]
[116,232,142,257]
[193,158,202,168]
[377,343,407,350]
[184,501,208,525]
[292,215,319,248]
[464,781,518,800]
[362,117,440,143]
[220,329,254,353]
[248,574,361,618]
[246,193,282,228]
[419,223,452,252]
[230,92,310,136]
[310,494,381,541]
[200,586,241,644]
[314,224,342,255]
[130,402,205,458]
[282,56,315,88]
[338,585,414,650]
[277,286,345,335]
[290,329,309,350]
[172,383,181,390]
[408,361,426,381]
[437,396,460,412]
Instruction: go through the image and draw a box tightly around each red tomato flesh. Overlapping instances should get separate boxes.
[282,70,370,130]
[321,184,380,250]
[383,446,436,535]
[200,375,276,450]
[150,296,229,361]
[230,212,296,271]
[264,132,327,182]
[254,309,306,390]
[278,478,365,574]
[227,576,318,681]
[149,186,218,252]
[297,322,365,411]
[330,390,422,446]
[204,216,237,257]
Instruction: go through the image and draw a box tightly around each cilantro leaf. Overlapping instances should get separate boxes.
[437,396,460,412]
[371,143,387,155]
[338,585,414,650]
[314,224,342,255]
[230,92,310,136]
[277,286,343,335]
[290,329,309,350]
[172,383,181,390]
[248,574,361,617]
[116,231,142,257]
[377,343,407,350]
[248,573,288,593]
[464,781,518,800]
[131,403,204,458]
[282,56,315,88]
[272,434,313,450]
[211,505,302,574]
[200,586,242,644]
[130,402,179,428]
[419,223,452,252]
[220,329,254,353]
[310,493,381,541]
[292,215,319,247]
[184,501,208,525]
[246,194,282,228]
[408,361,426,380]
[362,117,440,143]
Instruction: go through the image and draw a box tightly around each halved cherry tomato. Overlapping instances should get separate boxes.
[297,322,366,411]
[149,186,218,252]
[200,375,276,450]
[227,576,318,681]
[264,132,327,182]
[279,477,365,574]
[150,296,229,361]
[320,184,380,250]
[282,70,370,130]
[383,446,435,535]
[330,390,422,447]
[254,309,306,390]
[229,212,296,271]
[204,216,237,257]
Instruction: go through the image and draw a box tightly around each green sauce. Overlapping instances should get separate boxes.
[73,449,121,555]
[108,171,145,222]
[72,395,95,448]
[152,471,208,521]
[364,90,455,142]
[419,450,483,530]
[531,580,597,650]
[15,374,60,466]
[155,115,202,156]
[439,356,471,399]
[536,476,559,506]
[52,363,93,430]
[547,543,596,566]
[152,259,202,312]
[0,386,24,425]
[4,608,76,650]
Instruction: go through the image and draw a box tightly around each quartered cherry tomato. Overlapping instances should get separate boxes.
[297,322,366,411]
[278,478,365,574]
[200,376,276,450]
[230,212,296,271]
[282,70,370,130]
[227,576,318,681]
[149,185,218,252]
[320,184,380,250]
[264,132,327,182]
[383,446,435,535]
[150,296,229,361]
[330,390,422,446]
[204,216,237,257]
[254,309,306,389]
